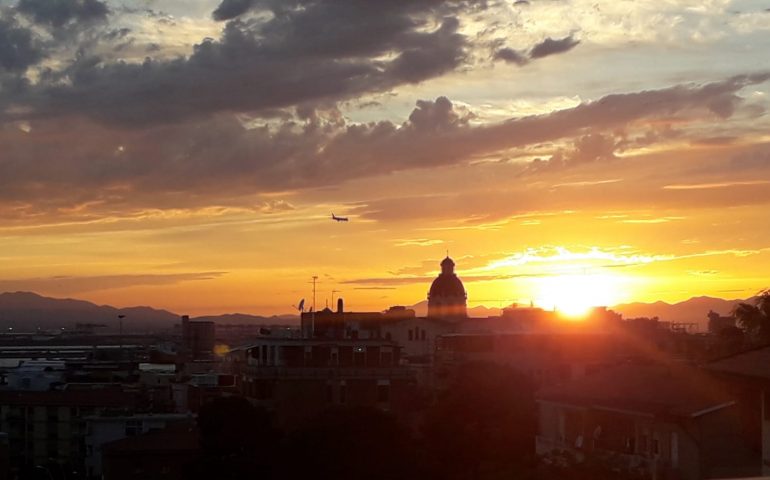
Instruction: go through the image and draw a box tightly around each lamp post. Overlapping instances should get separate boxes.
[118,314,126,359]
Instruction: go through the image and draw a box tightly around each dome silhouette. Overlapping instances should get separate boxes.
[427,256,467,319]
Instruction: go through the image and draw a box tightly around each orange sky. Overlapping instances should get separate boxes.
[1,0,769,315]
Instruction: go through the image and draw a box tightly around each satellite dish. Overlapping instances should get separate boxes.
[298,299,305,312]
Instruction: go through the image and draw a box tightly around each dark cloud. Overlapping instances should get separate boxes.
[212,0,255,21]
[529,132,618,172]
[408,95,472,131]
[16,0,109,28]
[494,47,528,65]
[0,75,766,221]
[0,17,44,72]
[529,34,580,59]
[342,272,547,287]
[4,2,473,125]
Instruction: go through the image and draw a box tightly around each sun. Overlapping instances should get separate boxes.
[534,273,622,319]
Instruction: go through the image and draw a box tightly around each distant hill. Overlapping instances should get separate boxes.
[611,296,752,329]
[0,292,298,332]
[1,291,756,333]
[407,300,501,318]
[0,291,180,332]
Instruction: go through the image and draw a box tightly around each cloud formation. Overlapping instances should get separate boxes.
[0,272,226,295]
[0,16,43,72]
[2,0,475,125]
[529,35,580,59]
[0,74,767,222]
[16,0,109,28]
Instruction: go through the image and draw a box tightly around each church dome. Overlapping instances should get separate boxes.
[428,272,466,299]
[427,256,467,319]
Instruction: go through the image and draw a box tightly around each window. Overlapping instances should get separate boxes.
[652,438,660,456]
[420,329,426,341]
[125,419,142,437]
[408,329,413,341]
[381,352,393,366]
[377,384,390,403]
[624,436,635,453]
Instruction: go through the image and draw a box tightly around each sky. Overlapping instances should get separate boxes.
[1,0,769,316]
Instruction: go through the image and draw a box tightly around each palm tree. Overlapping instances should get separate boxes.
[733,289,770,343]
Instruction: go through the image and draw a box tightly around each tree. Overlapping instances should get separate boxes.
[733,289,770,343]
[281,406,421,480]
[185,396,278,480]
[422,362,538,480]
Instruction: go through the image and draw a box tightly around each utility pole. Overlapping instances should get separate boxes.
[311,276,318,312]
[311,276,318,338]
[118,314,125,360]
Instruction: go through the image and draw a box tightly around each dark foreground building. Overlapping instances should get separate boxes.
[224,338,417,427]
[536,363,757,480]
[102,421,199,480]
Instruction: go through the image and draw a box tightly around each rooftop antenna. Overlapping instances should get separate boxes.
[310,276,318,337]
[294,298,305,312]
[311,276,318,313]
[331,289,340,305]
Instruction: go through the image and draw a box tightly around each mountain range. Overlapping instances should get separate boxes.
[0,291,297,332]
[611,296,750,330]
[0,291,754,332]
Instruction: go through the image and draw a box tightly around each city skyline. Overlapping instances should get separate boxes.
[1,0,770,315]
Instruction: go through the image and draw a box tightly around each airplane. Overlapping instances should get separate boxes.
[331,213,349,222]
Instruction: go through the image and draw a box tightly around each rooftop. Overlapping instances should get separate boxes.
[538,363,734,418]
[103,421,199,454]
[706,346,770,381]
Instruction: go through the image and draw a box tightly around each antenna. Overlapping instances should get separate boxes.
[311,276,318,312]
[294,298,305,312]
[332,289,340,305]
[309,276,318,339]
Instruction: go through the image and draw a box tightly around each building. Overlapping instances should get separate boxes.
[706,346,770,476]
[180,316,215,361]
[0,388,138,478]
[101,421,199,480]
[435,331,619,387]
[85,413,191,478]
[224,338,416,427]
[536,363,756,480]
[427,256,467,319]
[707,310,736,334]
[0,360,66,391]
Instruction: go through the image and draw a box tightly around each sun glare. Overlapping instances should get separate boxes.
[534,273,622,319]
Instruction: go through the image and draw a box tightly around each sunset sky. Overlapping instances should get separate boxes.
[1,0,769,315]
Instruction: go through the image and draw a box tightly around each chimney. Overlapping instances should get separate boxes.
[337,298,344,314]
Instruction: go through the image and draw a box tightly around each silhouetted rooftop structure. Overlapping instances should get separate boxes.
[428,256,467,319]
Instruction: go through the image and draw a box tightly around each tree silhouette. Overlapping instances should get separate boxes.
[281,406,421,480]
[185,396,278,480]
[422,362,537,480]
[733,289,770,343]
